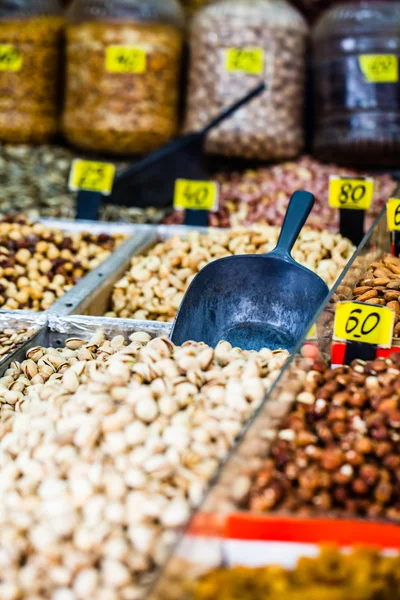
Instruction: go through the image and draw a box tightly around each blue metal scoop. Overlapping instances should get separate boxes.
[170,190,330,351]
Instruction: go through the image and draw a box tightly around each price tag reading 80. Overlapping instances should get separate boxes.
[387,198,400,232]
[334,301,394,347]
[68,160,116,196]
[173,179,219,212]
[359,54,399,83]
[329,176,374,211]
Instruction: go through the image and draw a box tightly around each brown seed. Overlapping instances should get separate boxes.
[355,290,378,302]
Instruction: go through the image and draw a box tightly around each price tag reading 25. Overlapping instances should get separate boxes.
[334,301,394,347]
[225,48,264,75]
[174,180,219,212]
[68,160,116,196]
[329,176,374,211]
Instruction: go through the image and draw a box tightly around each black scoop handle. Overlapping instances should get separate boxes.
[270,190,315,260]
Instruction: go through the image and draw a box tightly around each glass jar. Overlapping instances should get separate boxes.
[290,0,336,23]
[184,0,308,161]
[313,1,400,167]
[0,0,63,144]
[63,0,184,155]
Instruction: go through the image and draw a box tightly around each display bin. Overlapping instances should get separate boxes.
[148,206,400,598]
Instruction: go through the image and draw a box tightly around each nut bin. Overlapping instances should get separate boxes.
[164,156,397,231]
[103,225,355,323]
[0,314,289,598]
[184,0,308,160]
[0,214,139,313]
[63,0,184,155]
[313,1,400,167]
[0,0,63,144]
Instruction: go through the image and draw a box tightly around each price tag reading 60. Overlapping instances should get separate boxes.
[174,180,219,212]
[329,176,374,211]
[387,198,400,232]
[334,301,394,347]
[68,160,116,196]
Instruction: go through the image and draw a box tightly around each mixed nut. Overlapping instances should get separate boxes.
[108,226,355,322]
[351,254,400,338]
[0,330,288,597]
[246,354,400,520]
[0,215,125,311]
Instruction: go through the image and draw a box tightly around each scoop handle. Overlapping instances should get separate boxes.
[271,190,315,259]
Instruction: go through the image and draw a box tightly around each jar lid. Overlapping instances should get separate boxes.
[313,1,400,39]
[0,0,63,18]
[66,0,184,27]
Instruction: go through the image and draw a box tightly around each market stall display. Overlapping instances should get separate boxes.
[0,0,64,144]
[184,0,308,160]
[165,156,397,230]
[0,215,126,311]
[312,1,400,167]
[0,323,288,597]
[107,226,355,322]
[63,0,185,155]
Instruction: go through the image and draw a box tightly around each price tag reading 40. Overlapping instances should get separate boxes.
[329,176,374,211]
[387,198,400,232]
[68,160,116,196]
[173,180,219,212]
[334,301,394,347]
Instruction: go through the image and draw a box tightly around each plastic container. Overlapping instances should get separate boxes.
[184,0,308,161]
[313,1,400,167]
[0,0,64,144]
[63,0,185,155]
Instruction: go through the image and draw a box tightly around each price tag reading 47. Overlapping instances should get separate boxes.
[329,176,374,211]
[68,160,116,196]
[173,180,219,212]
[334,301,394,347]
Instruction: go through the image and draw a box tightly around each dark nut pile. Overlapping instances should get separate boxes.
[0,215,125,311]
[351,254,400,338]
[248,354,400,521]
[193,547,400,600]
[63,23,183,155]
[184,1,308,160]
[165,156,397,231]
[0,17,63,144]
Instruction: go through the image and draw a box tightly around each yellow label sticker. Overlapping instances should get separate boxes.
[0,45,22,71]
[225,48,264,75]
[307,324,317,339]
[68,160,116,196]
[173,180,219,212]
[359,54,398,83]
[387,198,400,232]
[105,46,146,74]
[334,301,394,347]
[329,176,374,211]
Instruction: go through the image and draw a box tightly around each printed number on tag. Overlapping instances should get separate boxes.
[387,198,400,232]
[174,180,219,212]
[225,48,264,75]
[0,45,22,71]
[359,54,398,83]
[329,176,374,211]
[68,160,116,196]
[334,301,394,347]
[105,46,146,73]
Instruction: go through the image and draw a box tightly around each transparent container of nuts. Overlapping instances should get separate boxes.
[0,0,64,144]
[184,0,308,160]
[63,0,185,155]
[313,1,400,167]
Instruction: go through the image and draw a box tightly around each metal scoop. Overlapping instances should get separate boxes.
[170,190,330,351]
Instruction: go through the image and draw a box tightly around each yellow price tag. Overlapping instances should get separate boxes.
[329,176,374,211]
[105,46,146,74]
[359,54,398,83]
[334,301,394,347]
[174,180,219,212]
[225,48,264,75]
[387,198,400,232]
[0,45,22,71]
[68,160,116,196]
[307,324,317,339]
